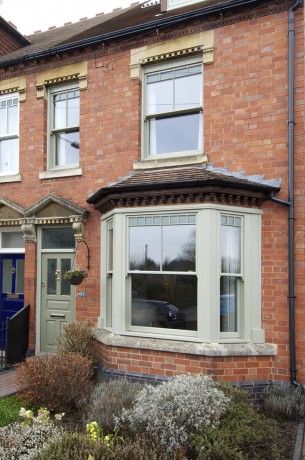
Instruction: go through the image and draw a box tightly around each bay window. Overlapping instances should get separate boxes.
[101,205,263,343]
[0,94,19,175]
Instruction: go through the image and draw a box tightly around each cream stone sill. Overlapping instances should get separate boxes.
[133,154,208,170]
[0,174,21,183]
[39,167,82,180]
[95,329,277,357]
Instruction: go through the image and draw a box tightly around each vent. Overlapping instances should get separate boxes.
[167,0,206,10]
[141,0,161,8]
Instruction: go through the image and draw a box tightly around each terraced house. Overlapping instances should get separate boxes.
[0,0,303,387]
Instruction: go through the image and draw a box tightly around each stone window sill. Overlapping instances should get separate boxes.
[133,154,208,170]
[95,328,277,357]
[0,174,21,183]
[39,167,82,180]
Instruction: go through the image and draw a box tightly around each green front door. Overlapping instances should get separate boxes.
[40,253,75,352]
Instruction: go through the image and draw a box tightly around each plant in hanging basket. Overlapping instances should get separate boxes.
[64,269,88,285]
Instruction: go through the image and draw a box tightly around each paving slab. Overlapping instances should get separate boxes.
[0,369,18,398]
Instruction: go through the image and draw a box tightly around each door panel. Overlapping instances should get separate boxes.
[41,253,75,352]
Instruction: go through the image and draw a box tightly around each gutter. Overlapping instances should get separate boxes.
[270,0,303,386]
[0,0,275,68]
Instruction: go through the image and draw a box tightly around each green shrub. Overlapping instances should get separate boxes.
[16,352,93,412]
[84,378,142,431]
[192,384,295,460]
[264,383,305,419]
[56,321,95,363]
[35,432,173,460]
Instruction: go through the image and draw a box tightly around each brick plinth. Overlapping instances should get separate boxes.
[95,341,276,382]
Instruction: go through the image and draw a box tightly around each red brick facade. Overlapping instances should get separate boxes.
[0,1,304,383]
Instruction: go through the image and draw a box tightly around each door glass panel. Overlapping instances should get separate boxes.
[61,258,71,296]
[2,259,13,294]
[42,227,75,249]
[47,259,57,295]
[2,232,24,248]
[16,259,24,294]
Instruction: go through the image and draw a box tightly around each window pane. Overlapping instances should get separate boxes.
[67,93,80,127]
[0,138,18,173]
[55,131,79,167]
[0,101,6,135]
[2,232,24,249]
[163,225,196,271]
[54,96,67,129]
[131,274,197,331]
[129,226,161,271]
[2,259,13,294]
[7,99,18,134]
[108,227,113,272]
[106,275,112,328]
[175,73,201,110]
[147,79,173,114]
[61,258,71,295]
[47,259,57,295]
[221,220,241,273]
[42,228,75,250]
[149,113,202,155]
[16,259,24,294]
[220,276,238,333]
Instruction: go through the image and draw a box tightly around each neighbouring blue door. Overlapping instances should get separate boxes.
[0,255,25,348]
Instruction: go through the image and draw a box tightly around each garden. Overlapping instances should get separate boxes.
[0,321,302,459]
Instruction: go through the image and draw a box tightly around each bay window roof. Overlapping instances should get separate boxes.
[88,165,281,213]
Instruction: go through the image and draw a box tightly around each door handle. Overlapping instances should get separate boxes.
[50,313,66,319]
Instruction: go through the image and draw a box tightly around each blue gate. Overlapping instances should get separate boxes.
[0,254,25,349]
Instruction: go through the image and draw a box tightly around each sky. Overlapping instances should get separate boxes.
[0,0,140,35]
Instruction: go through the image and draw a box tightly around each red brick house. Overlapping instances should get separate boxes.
[0,0,303,386]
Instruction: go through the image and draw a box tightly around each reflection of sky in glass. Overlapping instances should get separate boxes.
[129,226,161,270]
[163,226,195,271]
[129,224,196,272]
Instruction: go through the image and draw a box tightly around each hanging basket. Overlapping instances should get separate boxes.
[64,269,88,286]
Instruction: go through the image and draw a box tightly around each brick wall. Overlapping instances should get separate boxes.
[0,5,303,382]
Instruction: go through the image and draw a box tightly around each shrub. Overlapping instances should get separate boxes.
[84,378,142,431]
[264,383,305,419]
[56,321,95,363]
[16,352,93,412]
[35,432,174,460]
[0,422,62,459]
[115,374,230,453]
[193,384,295,460]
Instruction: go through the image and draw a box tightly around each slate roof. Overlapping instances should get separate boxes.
[0,0,270,66]
[87,164,281,204]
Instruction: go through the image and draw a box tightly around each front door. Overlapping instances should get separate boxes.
[40,254,75,352]
[0,254,24,348]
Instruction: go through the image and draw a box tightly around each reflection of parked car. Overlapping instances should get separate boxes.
[132,299,183,329]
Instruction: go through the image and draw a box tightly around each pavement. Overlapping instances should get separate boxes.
[0,369,18,397]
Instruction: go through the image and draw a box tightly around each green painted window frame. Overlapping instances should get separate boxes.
[101,205,264,344]
[47,83,80,171]
[142,57,203,160]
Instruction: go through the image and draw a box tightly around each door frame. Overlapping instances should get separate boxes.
[36,226,75,354]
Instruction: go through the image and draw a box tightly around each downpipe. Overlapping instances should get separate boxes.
[270,0,303,388]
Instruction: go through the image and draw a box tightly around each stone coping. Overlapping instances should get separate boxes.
[95,329,277,357]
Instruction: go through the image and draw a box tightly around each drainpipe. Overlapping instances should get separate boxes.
[270,0,303,386]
